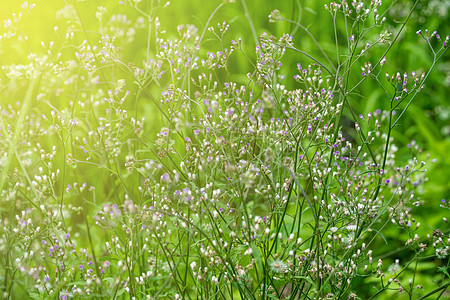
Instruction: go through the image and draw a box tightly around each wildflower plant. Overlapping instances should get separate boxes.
[0,0,449,299]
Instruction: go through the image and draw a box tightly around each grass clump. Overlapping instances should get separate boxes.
[0,0,449,299]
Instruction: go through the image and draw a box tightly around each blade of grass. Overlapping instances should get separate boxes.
[0,77,37,194]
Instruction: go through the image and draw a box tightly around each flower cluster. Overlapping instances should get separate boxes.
[0,0,448,299]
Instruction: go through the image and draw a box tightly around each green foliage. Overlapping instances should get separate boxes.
[0,0,449,299]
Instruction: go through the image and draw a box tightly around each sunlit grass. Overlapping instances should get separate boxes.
[0,0,449,299]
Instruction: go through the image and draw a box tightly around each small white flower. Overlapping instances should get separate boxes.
[436,248,448,259]
[269,259,286,273]
[387,263,401,274]
[346,224,357,232]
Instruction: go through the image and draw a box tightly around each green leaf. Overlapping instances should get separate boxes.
[370,227,388,245]
[116,288,126,297]
[437,266,450,278]
[293,275,316,288]
[67,280,87,286]
[28,293,42,300]
[103,277,115,284]
[251,243,264,272]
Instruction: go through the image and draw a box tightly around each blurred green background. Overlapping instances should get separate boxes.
[1,0,449,298]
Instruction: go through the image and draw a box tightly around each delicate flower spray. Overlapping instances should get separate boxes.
[0,0,448,299]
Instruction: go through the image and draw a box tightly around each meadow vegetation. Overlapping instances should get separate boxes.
[0,0,449,299]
